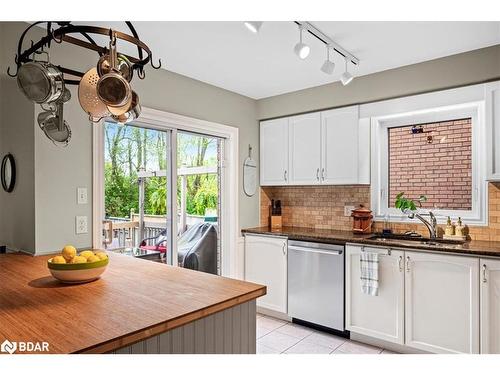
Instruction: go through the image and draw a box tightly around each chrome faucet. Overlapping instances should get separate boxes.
[407,211,438,239]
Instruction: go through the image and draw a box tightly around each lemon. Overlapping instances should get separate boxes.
[87,255,100,263]
[62,245,77,261]
[95,251,108,260]
[72,256,87,264]
[79,250,94,259]
[51,255,66,264]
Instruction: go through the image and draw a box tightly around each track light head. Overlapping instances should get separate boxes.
[340,58,354,85]
[244,21,263,33]
[320,47,335,74]
[321,60,335,75]
[294,26,310,59]
[294,42,310,59]
[340,71,353,85]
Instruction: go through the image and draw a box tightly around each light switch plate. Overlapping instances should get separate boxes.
[344,205,355,217]
[76,216,88,234]
[77,187,88,205]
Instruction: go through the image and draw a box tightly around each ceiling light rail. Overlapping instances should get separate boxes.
[294,21,359,66]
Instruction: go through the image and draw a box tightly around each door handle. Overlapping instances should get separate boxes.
[284,170,287,181]
[316,168,320,181]
[288,245,343,255]
[483,264,487,283]
[406,256,410,272]
[282,242,287,255]
[321,168,325,181]
[398,256,403,272]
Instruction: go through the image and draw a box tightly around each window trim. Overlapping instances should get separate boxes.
[370,101,487,225]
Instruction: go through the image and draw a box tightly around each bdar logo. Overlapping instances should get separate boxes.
[1,339,17,354]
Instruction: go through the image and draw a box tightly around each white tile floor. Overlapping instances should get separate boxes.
[256,313,397,354]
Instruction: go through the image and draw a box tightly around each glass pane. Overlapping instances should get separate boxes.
[177,131,221,275]
[103,121,172,264]
[388,118,472,210]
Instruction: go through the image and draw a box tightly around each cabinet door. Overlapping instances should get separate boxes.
[405,252,479,353]
[260,118,289,185]
[345,245,405,344]
[480,258,500,353]
[288,112,321,185]
[244,235,287,314]
[321,106,359,184]
[485,82,500,180]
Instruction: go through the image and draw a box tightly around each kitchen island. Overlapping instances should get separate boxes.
[0,252,265,354]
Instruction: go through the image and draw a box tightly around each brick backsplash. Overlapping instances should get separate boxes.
[260,182,500,242]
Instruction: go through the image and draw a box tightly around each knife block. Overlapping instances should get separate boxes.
[269,209,282,230]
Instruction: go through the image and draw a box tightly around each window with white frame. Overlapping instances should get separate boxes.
[371,101,487,225]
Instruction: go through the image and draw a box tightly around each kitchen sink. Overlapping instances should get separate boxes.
[367,234,466,247]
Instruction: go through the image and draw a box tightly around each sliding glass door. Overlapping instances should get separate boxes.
[101,121,225,274]
[102,121,174,265]
[177,131,223,275]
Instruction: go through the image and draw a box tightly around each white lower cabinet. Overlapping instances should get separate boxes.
[346,245,480,354]
[346,245,405,344]
[244,235,287,314]
[480,258,500,353]
[405,251,479,354]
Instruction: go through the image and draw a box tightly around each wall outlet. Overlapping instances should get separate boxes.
[77,187,88,205]
[344,205,355,217]
[76,216,88,234]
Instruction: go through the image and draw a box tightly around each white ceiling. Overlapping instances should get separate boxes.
[74,21,500,99]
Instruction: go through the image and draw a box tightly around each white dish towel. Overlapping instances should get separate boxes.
[360,251,379,296]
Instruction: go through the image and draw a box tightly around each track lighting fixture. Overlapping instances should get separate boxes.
[293,26,310,60]
[244,22,263,33]
[340,58,354,86]
[320,46,335,75]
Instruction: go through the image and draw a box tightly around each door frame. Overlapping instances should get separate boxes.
[93,107,239,277]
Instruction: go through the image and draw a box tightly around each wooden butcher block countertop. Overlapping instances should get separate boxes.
[0,252,266,354]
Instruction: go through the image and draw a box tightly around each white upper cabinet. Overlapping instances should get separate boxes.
[289,112,322,185]
[485,82,500,180]
[480,258,500,354]
[405,251,479,354]
[260,118,289,186]
[321,106,360,184]
[346,245,405,345]
[259,105,366,186]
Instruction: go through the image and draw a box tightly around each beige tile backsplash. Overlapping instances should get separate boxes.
[260,182,500,242]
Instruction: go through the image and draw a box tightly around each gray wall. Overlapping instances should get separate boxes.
[0,22,259,254]
[257,44,500,120]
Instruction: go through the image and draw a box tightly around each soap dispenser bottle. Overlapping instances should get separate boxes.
[445,216,455,236]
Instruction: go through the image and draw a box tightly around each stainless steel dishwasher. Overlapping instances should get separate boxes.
[288,240,345,332]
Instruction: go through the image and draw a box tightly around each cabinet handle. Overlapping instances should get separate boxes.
[316,168,320,181]
[284,170,287,181]
[282,242,287,255]
[398,256,403,272]
[406,256,410,272]
[483,264,487,283]
[321,168,325,181]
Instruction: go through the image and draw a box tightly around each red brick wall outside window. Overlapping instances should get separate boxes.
[388,118,472,211]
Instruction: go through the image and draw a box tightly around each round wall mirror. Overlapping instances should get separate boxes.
[1,153,16,193]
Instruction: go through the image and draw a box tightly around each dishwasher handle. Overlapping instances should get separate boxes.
[288,245,343,255]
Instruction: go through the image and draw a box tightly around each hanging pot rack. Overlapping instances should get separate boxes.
[7,21,162,85]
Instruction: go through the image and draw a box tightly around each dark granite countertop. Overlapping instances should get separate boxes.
[242,226,500,258]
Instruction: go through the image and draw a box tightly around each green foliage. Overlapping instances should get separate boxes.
[148,178,167,215]
[104,123,219,219]
[395,192,427,213]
